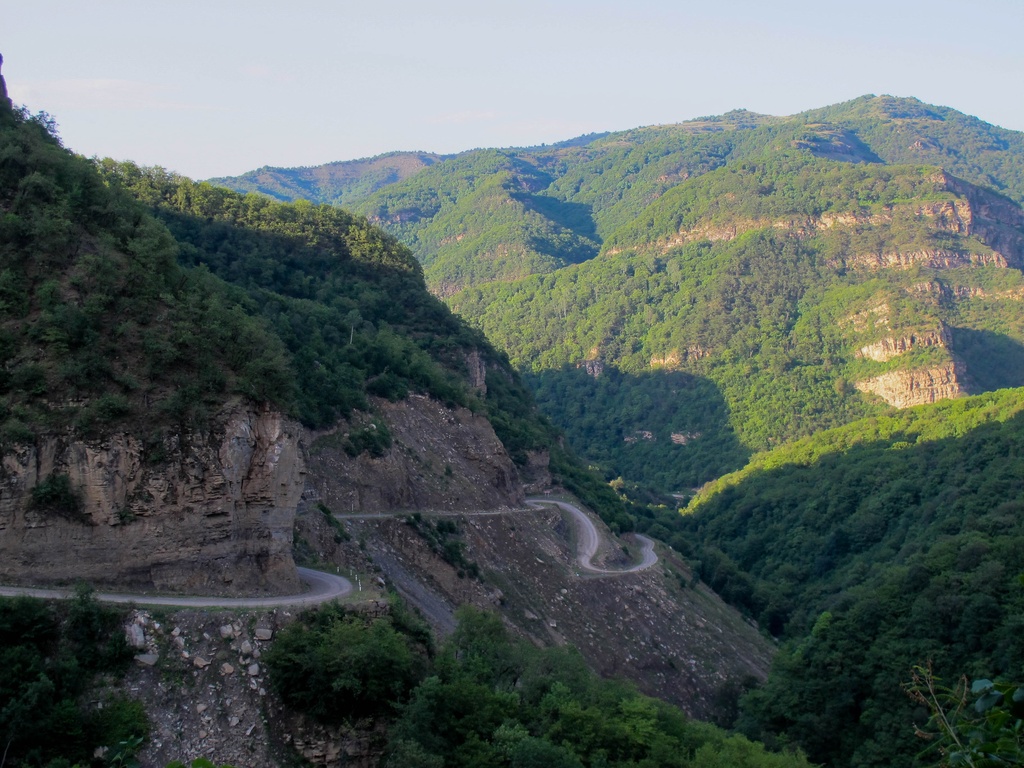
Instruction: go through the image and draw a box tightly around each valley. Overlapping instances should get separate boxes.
[2,59,1024,768]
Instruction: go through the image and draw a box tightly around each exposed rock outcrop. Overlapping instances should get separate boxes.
[848,249,1007,271]
[649,345,709,369]
[304,394,523,513]
[0,404,304,595]
[855,361,967,408]
[0,53,9,108]
[840,302,891,331]
[463,348,488,394]
[856,326,950,362]
[938,172,1024,267]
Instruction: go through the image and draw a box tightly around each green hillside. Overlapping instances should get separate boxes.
[455,152,1024,492]
[210,97,1024,495]
[354,149,601,294]
[0,94,612,508]
[212,96,1024,294]
[803,95,1024,203]
[0,102,293,446]
[674,388,1024,768]
[207,151,444,207]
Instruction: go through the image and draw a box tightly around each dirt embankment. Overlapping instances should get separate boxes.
[318,500,773,720]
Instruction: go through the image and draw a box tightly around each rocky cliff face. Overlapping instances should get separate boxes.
[0,392,528,594]
[304,394,524,513]
[0,404,304,595]
[855,361,967,408]
[856,326,950,362]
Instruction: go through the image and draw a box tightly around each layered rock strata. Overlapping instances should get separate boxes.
[304,394,524,513]
[855,361,966,408]
[0,404,304,595]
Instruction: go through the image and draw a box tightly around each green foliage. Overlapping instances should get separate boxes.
[28,473,82,520]
[0,102,293,439]
[385,607,811,768]
[454,153,1024,493]
[0,593,144,768]
[527,366,750,492]
[264,602,430,724]
[264,603,810,767]
[404,516,481,579]
[208,151,443,208]
[344,418,393,458]
[209,96,1024,494]
[676,390,1024,767]
[352,150,600,294]
[905,666,1024,767]
[0,101,559,473]
[802,95,1024,205]
[100,160,559,466]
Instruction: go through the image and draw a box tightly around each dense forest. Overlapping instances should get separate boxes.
[0,591,147,767]
[8,76,1024,768]
[455,157,1024,492]
[676,388,1024,768]
[266,603,815,768]
[0,92,638,522]
[214,97,1024,498]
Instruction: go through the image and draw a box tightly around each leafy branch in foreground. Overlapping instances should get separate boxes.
[905,664,1024,767]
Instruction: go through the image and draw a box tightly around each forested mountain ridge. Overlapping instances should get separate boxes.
[0,89,642,593]
[210,97,1024,494]
[457,156,1024,492]
[207,151,445,208]
[674,386,1024,768]
[206,94,1024,768]
[211,95,1024,293]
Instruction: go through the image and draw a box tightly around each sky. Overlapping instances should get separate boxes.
[5,0,1024,180]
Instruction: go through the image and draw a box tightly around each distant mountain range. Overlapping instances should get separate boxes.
[212,95,1024,495]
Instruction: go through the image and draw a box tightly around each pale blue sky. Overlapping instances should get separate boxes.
[5,0,1024,180]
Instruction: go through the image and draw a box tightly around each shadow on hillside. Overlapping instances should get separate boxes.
[951,326,1024,392]
[517,194,601,252]
[524,365,750,494]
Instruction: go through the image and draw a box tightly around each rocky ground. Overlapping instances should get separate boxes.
[312,497,774,720]
[119,595,391,768]
[112,492,775,767]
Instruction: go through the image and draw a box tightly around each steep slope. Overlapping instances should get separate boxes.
[0,88,610,595]
[210,98,1024,494]
[212,97,1024,297]
[455,153,1024,491]
[675,388,1024,768]
[0,98,311,595]
[355,149,600,295]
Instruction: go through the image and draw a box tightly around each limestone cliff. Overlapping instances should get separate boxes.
[304,394,524,513]
[855,361,966,408]
[0,404,304,595]
[855,325,950,362]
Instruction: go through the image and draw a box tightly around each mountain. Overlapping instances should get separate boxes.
[0,92,620,595]
[211,97,1024,495]
[211,96,1024,293]
[458,155,1024,492]
[145,89,1024,765]
[676,387,1024,768]
[207,151,444,208]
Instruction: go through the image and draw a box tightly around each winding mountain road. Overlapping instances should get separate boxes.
[0,567,352,608]
[0,497,655,606]
[526,497,658,573]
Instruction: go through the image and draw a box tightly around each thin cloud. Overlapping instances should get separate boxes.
[237,65,295,83]
[8,79,216,112]
[424,110,500,125]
